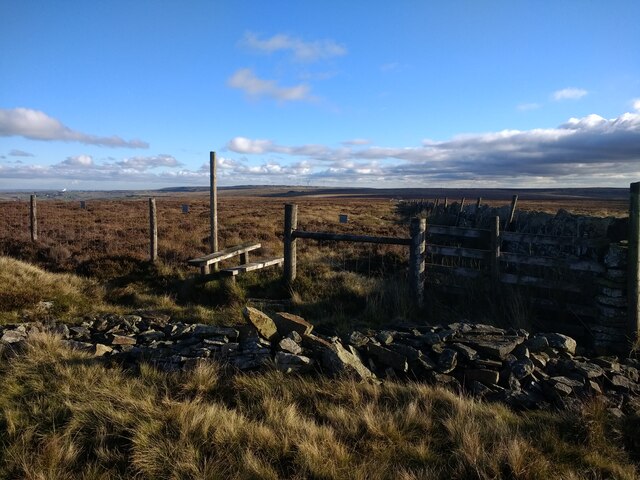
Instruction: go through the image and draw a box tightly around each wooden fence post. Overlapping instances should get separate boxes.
[629,182,640,343]
[284,203,298,283]
[507,195,518,230]
[490,216,501,289]
[149,197,157,262]
[455,197,466,226]
[30,194,37,241]
[409,217,426,307]
[209,152,219,271]
[474,197,482,227]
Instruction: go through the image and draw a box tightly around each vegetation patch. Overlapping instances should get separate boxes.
[0,333,638,479]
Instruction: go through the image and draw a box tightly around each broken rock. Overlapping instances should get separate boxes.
[243,307,278,341]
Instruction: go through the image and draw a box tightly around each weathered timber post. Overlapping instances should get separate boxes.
[240,251,250,265]
[149,198,157,262]
[474,197,482,227]
[80,200,86,209]
[209,151,219,271]
[455,197,466,226]
[443,197,448,212]
[30,194,37,241]
[629,181,640,343]
[284,203,298,283]
[490,216,501,290]
[409,217,426,307]
[507,195,518,230]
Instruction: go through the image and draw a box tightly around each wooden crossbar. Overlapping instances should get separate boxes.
[188,242,261,267]
[220,257,284,276]
[292,230,411,246]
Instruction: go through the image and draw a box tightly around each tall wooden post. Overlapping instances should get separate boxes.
[490,216,501,289]
[507,195,518,230]
[628,182,640,343]
[409,217,426,307]
[30,194,37,241]
[149,198,157,262]
[284,203,298,283]
[209,151,219,263]
[474,197,482,227]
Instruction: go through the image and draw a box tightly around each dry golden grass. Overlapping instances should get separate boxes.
[0,256,110,323]
[0,333,638,479]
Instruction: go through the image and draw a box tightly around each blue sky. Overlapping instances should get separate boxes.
[1,1,639,190]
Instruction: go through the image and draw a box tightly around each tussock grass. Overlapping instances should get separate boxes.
[0,256,108,323]
[1,333,638,479]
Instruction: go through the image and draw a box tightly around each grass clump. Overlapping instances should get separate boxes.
[0,333,638,479]
[0,256,108,323]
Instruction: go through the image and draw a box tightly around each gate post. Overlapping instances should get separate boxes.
[629,182,640,344]
[409,217,426,307]
[284,204,298,284]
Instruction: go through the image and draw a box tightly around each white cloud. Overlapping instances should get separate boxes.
[517,103,541,111]
[222,110,640,186]
[552,88,588,101]
[228,69,312,102]
[8,149,34,157]
[0,108,148,148]
[242,32,346,62]
[62,155,94,167]
[116,154,181,171]
[633,98,640,111]
[3,111,639,188]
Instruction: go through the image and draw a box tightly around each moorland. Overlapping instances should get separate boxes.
[0,186,638,479]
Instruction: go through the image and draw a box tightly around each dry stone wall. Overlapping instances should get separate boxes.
[2,308,639,414]
[406,201,633,353]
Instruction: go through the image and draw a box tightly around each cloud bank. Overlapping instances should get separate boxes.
[2,111,638,188]
[224,111,640,186]
[0,108,149,148]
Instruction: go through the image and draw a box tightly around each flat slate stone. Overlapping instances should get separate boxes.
[108,334,137,346]
[279,337,302,355]
[192,324,239,339]
[273,312,313,337]
[465,368,500,385]
[367,343,408,372]
[457,335,523,360]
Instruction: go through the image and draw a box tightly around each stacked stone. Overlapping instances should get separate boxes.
[2,309,639,412]
[593,243,629,353]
